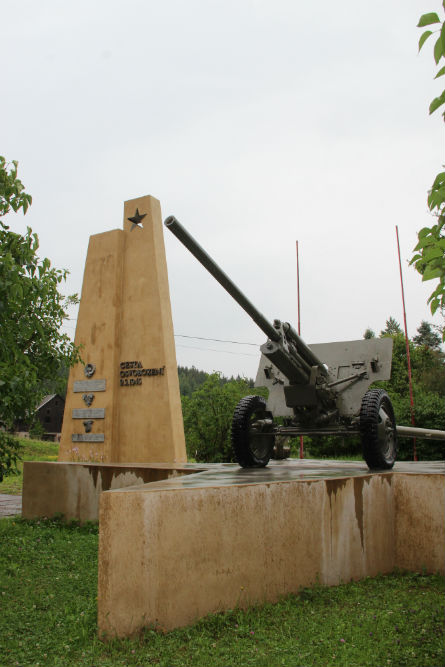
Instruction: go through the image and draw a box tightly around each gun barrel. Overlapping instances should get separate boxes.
[283,322,328,377]
[165,216,280,343]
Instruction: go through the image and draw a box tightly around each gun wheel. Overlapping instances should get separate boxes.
[231,395,275,468]
[360,389,397,469]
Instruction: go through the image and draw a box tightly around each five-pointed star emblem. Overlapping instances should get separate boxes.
[127,208,147,231]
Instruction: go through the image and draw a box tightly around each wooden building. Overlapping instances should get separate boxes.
[35,394,65,437]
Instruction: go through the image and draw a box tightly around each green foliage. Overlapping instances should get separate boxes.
[0,157,81,478]
[390,390,445,459]
[381,332,444,397]
[37,362,70,399]
[181,373,266,462]
[411,9,445,331]
[363,328,376,339]
[28,418,45,441]
[178,365,209,396]
[413,319,442,348]
[375,330,444,459]
[304,434,361,460]
[0,435,59,494]
[380,317,402,337]
[0,156,32,217]
[0,432,21,483]
[1,518,444,666]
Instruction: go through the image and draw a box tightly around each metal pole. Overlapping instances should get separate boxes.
[395,225,417,460]
[296,240,304,460]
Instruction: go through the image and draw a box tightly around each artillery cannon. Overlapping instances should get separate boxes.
[165,216,444,470]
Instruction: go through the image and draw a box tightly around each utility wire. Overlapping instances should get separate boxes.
[176,343,258,357]
[64,318,260,349]
[174,334,259,347]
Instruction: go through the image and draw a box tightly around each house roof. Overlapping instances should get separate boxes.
[36,394,65,411]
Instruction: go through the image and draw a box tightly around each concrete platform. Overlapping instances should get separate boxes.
[22,458,444,522]
[123,458,445,488]
[96,459,444,636]
[22,461,206,522]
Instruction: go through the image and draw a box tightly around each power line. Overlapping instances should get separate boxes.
[174,334,259,347]
[176,343,258,357]
[63,320,261,348]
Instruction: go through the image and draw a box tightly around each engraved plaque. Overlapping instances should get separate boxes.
[72,434,105,442]
[73,379,106,392]
[72,409,105,419]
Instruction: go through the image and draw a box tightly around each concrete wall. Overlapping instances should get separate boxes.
[394,474,445,572]
[97,472,443,637]
[22,462,199,523]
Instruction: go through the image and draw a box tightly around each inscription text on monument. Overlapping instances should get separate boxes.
[119,361,165,387]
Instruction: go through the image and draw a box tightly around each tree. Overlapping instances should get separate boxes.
[181,373,266,462]
[177,365,209,396]
[363,328,376,339]
[410,7,445,335]
[413,320,442,348]
[374,330,444,459]
[380,317,402,337]
[390,390,445,459]
[0,157,81,480]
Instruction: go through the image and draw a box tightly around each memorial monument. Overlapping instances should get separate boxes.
[21,196,443,637]
[58,195,186,464]
[22,195,189,522]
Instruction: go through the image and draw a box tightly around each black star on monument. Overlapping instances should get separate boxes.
[127,208,147,231]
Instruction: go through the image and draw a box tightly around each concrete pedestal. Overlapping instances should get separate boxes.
[22,461,203,523]
[96,460,444,636]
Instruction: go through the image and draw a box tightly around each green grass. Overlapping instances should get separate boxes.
[0,517,443,667]
[0,438,58,495]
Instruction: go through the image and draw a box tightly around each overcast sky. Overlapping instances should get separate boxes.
[3,0,444,379]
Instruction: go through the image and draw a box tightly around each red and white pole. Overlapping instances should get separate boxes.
[296,240,304,459]
[395,225,417,461]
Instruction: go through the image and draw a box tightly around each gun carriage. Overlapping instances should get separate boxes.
[165,216,443,470]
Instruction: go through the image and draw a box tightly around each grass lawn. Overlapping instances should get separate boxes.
[0,438,58,495]
[0,517,443,667]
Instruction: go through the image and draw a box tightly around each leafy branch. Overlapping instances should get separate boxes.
[410,5,445,337]
[0,156,32,218]
[0,156,81,479]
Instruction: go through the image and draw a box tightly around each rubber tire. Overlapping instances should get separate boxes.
[360,389,397,469]
[231,395,274,468]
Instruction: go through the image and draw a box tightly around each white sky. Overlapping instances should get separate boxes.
[2,0,444,379]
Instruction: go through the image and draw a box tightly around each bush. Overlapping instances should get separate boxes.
[389,390,445,460]
[0,431,22,481]
[182,373,267,462]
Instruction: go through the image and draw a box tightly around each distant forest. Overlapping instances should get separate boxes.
[177,365,254,396]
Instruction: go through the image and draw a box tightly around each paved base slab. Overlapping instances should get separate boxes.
[22,458,444,522]
[97,460,444,636]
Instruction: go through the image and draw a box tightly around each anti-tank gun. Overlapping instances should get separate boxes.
[165,216,444,469]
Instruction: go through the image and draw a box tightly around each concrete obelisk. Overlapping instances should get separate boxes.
[58,195,186,463]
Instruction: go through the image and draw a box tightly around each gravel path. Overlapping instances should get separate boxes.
[0,494,22,517]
